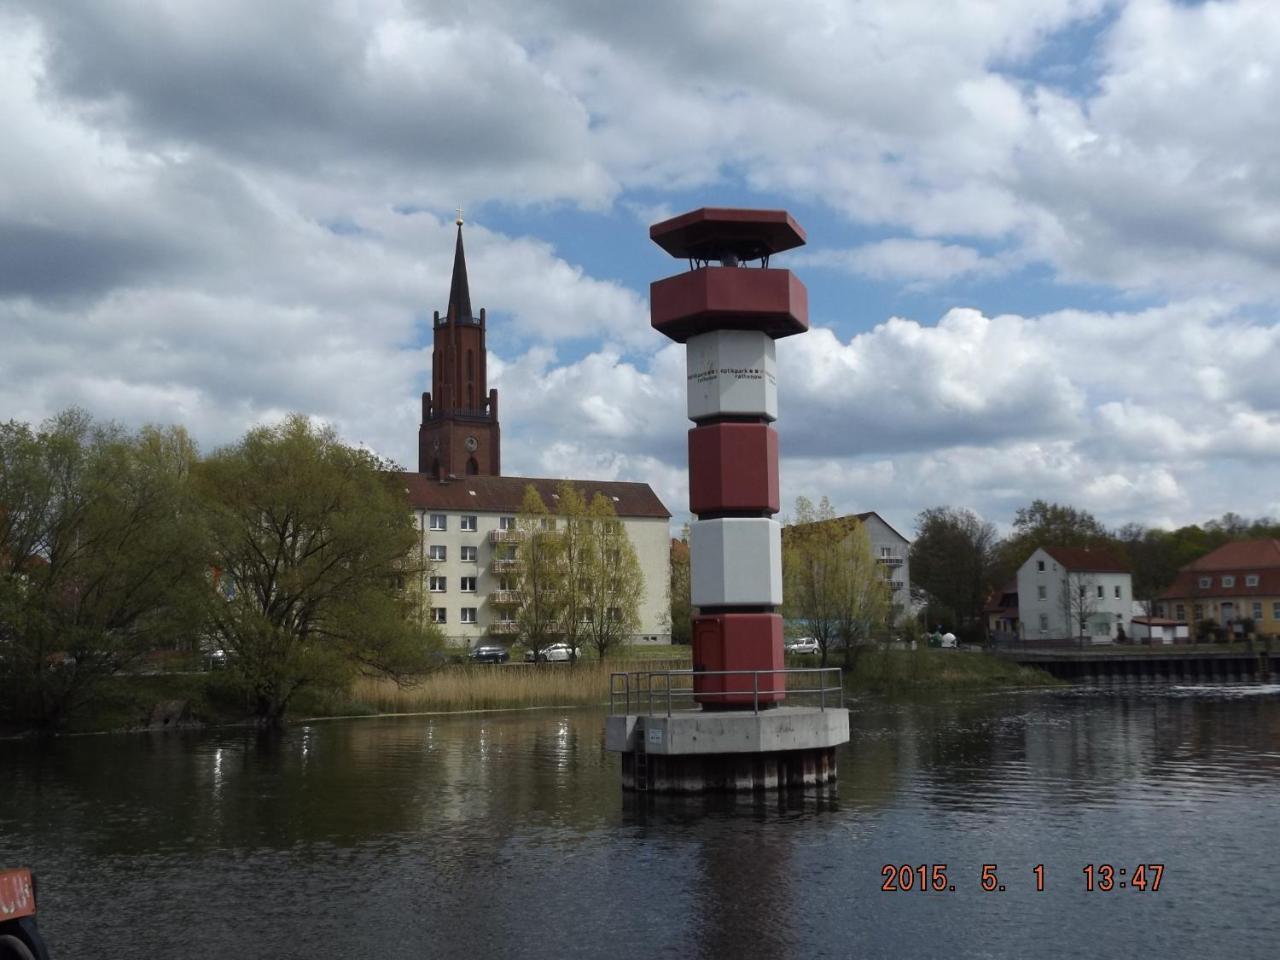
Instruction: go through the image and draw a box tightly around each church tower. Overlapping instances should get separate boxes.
[419,217,501,478]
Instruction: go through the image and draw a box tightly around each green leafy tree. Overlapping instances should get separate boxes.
[196,415,437,726]
[909,506,1001,644]
[833,519,892,663]
[669,529,691,646]
[514,485,566,662]
[554,481,591,660]
[996,500,1114,582]
[783,496,844,666]
[783,497,891,667]
[581,492,644,659]
[0,409,206,728]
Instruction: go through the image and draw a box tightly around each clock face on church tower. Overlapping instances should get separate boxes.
[464,435,479,452]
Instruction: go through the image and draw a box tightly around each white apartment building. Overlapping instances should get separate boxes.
[401,473,672,649]
[1016,546,1133,642]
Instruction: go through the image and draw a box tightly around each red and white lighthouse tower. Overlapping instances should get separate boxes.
[605,207,846,791]
[649,208,808,708]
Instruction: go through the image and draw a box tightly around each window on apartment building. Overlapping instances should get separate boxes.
[1194,604,1203,620]
[429,545,446,562]
[429,576,446,593]
[1252,602,1263,620]
[431,608,446,624]
[499,516,516,530]
[461,545,478,562]
[541,518,557,531]
[460,577,477,592]
[1198,577,1211,588]
[1037,560,1045,572]
[1246,575,1259,587]
[460,515,477,532]
[608,606,622,621]
[1039,614,1049,632]
[1176,604,1186,621]
[1273,601,1280,620]
[1037,585,1047,600]
[1079,586,1086,600]
[881,546,892,558]
[460,607,477,624]
[1222,576,1235,588]
[499,576,514,592]
[429,514,447,531]
[1114,585,1122,599]
[1096,585,1104,599]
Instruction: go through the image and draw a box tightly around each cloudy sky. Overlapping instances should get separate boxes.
[3,0,1279,537]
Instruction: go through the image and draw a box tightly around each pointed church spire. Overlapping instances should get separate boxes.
[446,215,472,323]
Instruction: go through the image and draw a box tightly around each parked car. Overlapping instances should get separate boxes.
[785,637,821,656]
[469,644,510,664]
[525,643,574,662]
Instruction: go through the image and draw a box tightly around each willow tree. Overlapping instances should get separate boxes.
[0,409,206,727]
[783,496,891,667]
[196,415,436,726]
[514,485,566,663]
[581,492,644,659]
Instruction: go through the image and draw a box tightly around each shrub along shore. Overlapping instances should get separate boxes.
[3,647,1059,736]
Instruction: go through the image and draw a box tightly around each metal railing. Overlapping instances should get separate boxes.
[489,529,525,544]
[609,667,843,717]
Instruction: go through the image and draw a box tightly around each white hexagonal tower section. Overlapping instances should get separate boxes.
[686,329,777,422]
[690,517,782,607]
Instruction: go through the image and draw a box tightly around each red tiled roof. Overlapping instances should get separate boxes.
[1159,540,1280,600]
[397,472,671,519]
[1041,545,1130,573]
[1160,568,1280,601]
[1183,539,1280,571]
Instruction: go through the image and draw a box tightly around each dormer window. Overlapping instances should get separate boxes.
[1222,576,1235,588]
[1198,577,1211,588]
[1246,575,1259,587]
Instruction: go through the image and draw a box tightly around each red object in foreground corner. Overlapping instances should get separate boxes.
[0,869,35,921]
[692,613,785,706]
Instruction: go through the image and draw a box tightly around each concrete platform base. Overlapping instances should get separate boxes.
[606,706,849,793]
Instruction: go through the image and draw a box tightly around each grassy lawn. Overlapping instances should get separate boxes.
[842,647,1060,695]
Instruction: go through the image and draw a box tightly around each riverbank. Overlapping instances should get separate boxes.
[841,647,1061,695]
[5,648,1059,736]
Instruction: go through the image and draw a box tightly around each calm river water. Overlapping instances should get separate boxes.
[3,685,1279,959]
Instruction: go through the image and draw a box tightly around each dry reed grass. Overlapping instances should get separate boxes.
[349,658,691,714]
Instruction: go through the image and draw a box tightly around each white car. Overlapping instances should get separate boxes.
[525,642,574,662]
[785,637,821,656]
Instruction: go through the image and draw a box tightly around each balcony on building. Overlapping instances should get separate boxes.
[885,579,905,591]
[487,620,519,636]
[489,590,519,606]
[491,557,523,574]
[489,529,525,545]
[877,555,904,568]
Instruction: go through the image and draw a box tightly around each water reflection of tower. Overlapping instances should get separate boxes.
[690,811,795,960]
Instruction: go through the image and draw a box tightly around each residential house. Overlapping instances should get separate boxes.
[1016,546,1133,642]
[984,580,1019,642]
[1155,539,1280,637]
